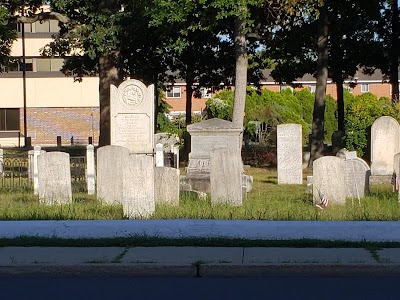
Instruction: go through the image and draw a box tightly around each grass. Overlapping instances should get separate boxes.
[0,167,399,221]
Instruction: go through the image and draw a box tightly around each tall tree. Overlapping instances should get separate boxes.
[372,0,399,105]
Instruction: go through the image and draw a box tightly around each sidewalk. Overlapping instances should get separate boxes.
[1,220,400,276]
[1,246,400,277]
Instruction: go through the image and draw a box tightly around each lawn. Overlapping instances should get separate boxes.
[0,167,399,221]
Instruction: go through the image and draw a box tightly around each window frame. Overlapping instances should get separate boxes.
[0,108,20,131]
[361,83,369,93]
[166,86,182,98]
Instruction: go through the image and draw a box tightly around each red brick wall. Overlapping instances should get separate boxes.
[20,107,100,146]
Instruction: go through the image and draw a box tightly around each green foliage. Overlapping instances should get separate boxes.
[344,92,397,156]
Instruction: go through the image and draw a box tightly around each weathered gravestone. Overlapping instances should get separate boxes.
[155,167,180,206]
[277,124,302,184]
[184,118,242,193]
[371,116,400,178]
[97,145,155,218]
[313,156,346,205]
[344,156,370,199]
[97,145,129,205]
[37,152,72,204]
[123,154,155,218]
[110,79,154,154]
[210,148,243,206]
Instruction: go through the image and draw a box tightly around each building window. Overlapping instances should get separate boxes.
[0,109,20,131]
[361,84,369,93]
[280,85,293,92]
[200,87,212,98]
[36,58,64,71]
[308,85,316,93]
[166,87,181,98]
[344,84,353,93]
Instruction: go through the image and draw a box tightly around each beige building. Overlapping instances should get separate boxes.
[0,19,99,147]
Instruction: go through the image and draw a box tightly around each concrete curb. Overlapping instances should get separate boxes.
[1,264,400,278]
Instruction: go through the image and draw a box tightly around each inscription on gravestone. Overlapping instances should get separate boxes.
[110,79,154,153]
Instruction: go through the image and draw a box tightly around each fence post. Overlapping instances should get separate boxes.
[33,145,41,195]
[155,143,164,167]
[0,148,3,177]
[86,144,96,195]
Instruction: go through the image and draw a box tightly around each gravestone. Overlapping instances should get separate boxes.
[371,116,400,177]
[344,157,370,199]
[37,152,72,204]
[155,143,164,167]
[155,167,180,206]
[277,124,302,184]
[210,148,243,206]
[313,156,346,205]
[86,145,96,195]
[97,145,129,205]
[185,118,242,193]
[123,154,155,218]
[110,79,154,153]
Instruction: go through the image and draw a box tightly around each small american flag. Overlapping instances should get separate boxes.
[315,188,329,209]
[391,170,399,191]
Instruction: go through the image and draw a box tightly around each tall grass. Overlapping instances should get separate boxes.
[0,168,399,220]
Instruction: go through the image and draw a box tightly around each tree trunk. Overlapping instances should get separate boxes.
[391,0,399,105]
[308,5,329,168]
[98,51,123,146]
[232,14,248,135]
[185,70,194,125]
[336,79,345,132]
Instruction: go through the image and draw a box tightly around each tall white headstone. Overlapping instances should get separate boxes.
[97,145,129,205]
[155,167,180,206]
[210,148,243,206]
[86,144,96,195]
[38,152,72,204]
[277,124,303,184]
[371,116,400,176]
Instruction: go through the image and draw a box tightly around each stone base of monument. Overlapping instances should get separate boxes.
[369,175,392,185]
[180,174,211,194]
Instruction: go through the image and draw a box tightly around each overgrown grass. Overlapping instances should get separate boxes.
[0,167,399,220]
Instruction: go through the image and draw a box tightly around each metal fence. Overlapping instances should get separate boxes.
[0,153,87,193]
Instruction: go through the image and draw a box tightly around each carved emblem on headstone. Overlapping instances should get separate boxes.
[121,84,143,108]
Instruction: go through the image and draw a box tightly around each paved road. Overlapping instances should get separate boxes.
[1,277,399,300]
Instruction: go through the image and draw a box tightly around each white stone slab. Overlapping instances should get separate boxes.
[155,167,180,206]
[344,157,370,199]
[371,116,400,176]
[277,124,303,184]
[313,156,346,205]
[123,154,155,219]
[210,148,243,206]
[38,152,72,204]
[110,79,154,153]
[96,145,129,205]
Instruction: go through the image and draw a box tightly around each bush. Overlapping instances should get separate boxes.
[344,93,396,156]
